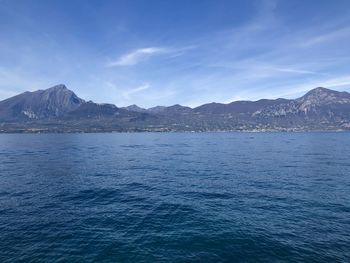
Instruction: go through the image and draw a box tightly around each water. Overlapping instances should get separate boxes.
[0,132,350,262]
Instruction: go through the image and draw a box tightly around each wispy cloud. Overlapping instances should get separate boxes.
[123,83,150,97]
[102,81,178,107]
[267,67,321,75]
[316,75,350,89]
[106,46,196,67]
[106,82,151,100]
[107,47,166,66]
[299,26,350,47]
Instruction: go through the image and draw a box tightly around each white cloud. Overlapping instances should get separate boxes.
[299,26,350,48]
[267,67,321,75]
[123,84,150,96]
[106,82,151,100]
[106,46,196,67]
[319,75,350,89]
[107,47,167,66]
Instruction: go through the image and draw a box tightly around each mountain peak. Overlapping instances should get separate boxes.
[122,104,148,113]
[41,84,84,106]
[43,84,68,93]
[0,84,84,121]
[296,87,350,112]
[305,87,333,95]
[46,84,68,91]
[300,87,346,100]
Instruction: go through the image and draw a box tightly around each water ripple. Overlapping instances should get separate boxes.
[0,132,350,262]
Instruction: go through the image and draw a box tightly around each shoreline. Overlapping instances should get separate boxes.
[1,129,349,134]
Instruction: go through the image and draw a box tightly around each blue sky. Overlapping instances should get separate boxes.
[1,0,350,108]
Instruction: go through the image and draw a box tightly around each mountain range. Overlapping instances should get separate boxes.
[1,84,350,132]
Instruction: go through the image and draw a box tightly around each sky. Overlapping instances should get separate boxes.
[1,0,350,108]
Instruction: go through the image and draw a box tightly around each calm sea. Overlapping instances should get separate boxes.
[0,133,349,262]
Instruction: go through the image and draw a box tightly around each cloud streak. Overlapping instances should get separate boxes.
[107,47,166,66]
[123,83,150,97]
[105,82,151,101]
[299,26,350,48]
[106,46,196,67]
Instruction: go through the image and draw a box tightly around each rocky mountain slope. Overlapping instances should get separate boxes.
[0,84,84,121]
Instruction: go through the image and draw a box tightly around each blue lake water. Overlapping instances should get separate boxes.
[0,132,350,262]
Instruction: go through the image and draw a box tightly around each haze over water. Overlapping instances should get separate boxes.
[0,132,350,262]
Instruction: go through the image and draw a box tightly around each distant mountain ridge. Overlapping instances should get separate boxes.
[1,85,350,132]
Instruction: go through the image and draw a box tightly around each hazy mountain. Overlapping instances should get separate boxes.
[1,85,350,132]
[154,104,193,115]
[127,104,192,115]
[122,104,148,113]
[147,106,167,114]
[194,99,290,115]
[66,101,152,121]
